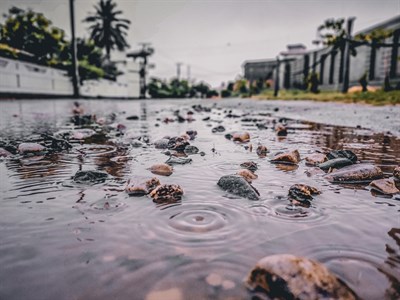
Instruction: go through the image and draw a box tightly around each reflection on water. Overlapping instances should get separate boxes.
[0,98,399,299]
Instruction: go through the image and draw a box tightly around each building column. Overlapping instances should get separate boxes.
[329,50,337,84]
[390,29,400,78]
[303,54,310,89]
[369,41,377,81]
[319,54,326,84]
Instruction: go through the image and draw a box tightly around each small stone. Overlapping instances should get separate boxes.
[186,130,198,140]
[288,184,320,202]
[149,184,184,203]
[326,150,357,163]
[271,150,300,165]
[149,164,173,176]
[72,129,96,140]
[18,143,46,155]
[305,153,327,166]
[246,254,357,300]
[369,178,399,195]
[212,125,226,133]
[130,139,146,148]
[275,123,287,136]
[325,164,383,183]
[318,157,353,171]
[240,161,258,172]
[224,133,233,140]
[232,132,250,143]
[184,145,199,155]
[256,145,268,158]
[237,169,258,183]
[0,147,12,157]
[165,157,192,165]
[217,175,259,200]
[393,166,400,181]
[73,170,108,184]
[125,177,161,196]
[154,139,170,149]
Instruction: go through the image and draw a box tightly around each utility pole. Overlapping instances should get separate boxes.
[127,43,153,99]
[187,65,191,81]
[176,62,183,80]
[342,17,356,93]
[69,0,79,98]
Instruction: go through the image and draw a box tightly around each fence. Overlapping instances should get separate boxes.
[278,27,400,91]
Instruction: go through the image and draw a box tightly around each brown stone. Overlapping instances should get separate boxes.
[232,132,250,143]
[256,145,268,158]
[369,178,399,195]
[288,184,320,201]
[394,166,400,181]
[125,177,161,196]
[149,163,173,176]
[305,153,327,166]
[237,169,258,183]
[324,164,383,183]
[149,184,184,203]
[246,254,357,300]
[240,161,258,172]
[271,150,300,165]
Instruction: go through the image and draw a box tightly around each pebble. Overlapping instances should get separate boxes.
[369,178,399,195]
[149,184,184,203]
[18,143,46,155]
[325,164,383,183]
[232,132,250,143]
[246,254,357,300]
[256,145,268,157]
[149,164,173,176]
[288,184,320,202]
[73,170,108,184]
[318,157,353,171]
[237,169,258,183]
[240,161,258,172]
[212,125,225,133]
[217,175,260,200]
[165,157,192,165]
[271,150,300,165]
[305,153,327,166]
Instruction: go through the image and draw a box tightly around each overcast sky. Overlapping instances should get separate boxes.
[0,0,399,87]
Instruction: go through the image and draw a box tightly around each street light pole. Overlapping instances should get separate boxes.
[69,0,80,98]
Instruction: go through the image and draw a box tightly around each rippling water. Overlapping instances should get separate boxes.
[0,98,399,299]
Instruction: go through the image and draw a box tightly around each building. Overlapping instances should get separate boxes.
[243,15,400,91]
[242,59,277,83]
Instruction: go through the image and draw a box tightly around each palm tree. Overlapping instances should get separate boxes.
[84,0,130,60]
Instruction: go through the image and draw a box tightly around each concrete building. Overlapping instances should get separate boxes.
[242,58,277,83]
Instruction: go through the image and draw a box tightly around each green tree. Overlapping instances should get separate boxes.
[84,0,130,60]
[0,7,68,64]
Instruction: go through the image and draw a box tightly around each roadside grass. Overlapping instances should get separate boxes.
[254,89,400,105]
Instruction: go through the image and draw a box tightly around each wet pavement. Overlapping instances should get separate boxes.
[0,98,399,300]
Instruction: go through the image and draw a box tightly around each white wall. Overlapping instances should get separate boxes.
[0,56,141,98]
[0,57,72,95]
